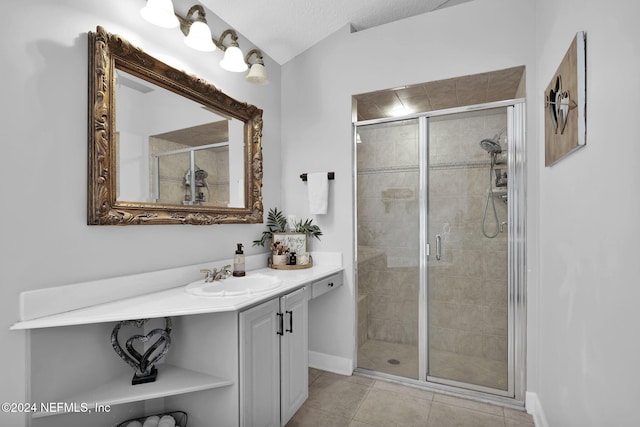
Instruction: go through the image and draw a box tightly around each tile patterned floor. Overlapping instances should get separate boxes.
[358,339,419,379]
[358,339,508,391]
[286,368,535,427]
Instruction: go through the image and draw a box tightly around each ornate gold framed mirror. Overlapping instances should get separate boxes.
[88,26,263,225]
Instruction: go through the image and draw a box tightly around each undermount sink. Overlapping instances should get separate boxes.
[185,274,282,297]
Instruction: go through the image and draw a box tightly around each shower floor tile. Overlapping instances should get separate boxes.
[429,349,508,391]
[358,339,419,379]
[357,340,508,391]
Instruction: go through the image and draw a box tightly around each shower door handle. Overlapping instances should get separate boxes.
[435,235,442,261]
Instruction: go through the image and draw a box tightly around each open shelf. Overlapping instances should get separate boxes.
[32,364,233,418]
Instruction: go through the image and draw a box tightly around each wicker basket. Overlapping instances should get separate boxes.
[116,410,187,427]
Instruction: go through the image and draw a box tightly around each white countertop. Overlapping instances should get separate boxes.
[11,257,343,331]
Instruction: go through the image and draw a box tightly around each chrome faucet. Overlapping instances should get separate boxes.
[200,265,232,282]
[213,265,232,280]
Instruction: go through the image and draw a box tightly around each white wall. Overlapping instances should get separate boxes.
[281,0,537,373]
[534,1,640,426]
[6,0,638,425]
[0,1,280,425]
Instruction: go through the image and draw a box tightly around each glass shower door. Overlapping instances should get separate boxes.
[356,119,421,380]
[354,102,525,400]
[426,109,510,393]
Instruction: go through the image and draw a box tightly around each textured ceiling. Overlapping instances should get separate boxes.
[354,66,526,121]
[200,0,473,64]
[154,121,229,147]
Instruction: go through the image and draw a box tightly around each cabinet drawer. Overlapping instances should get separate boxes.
[310,272,343,299]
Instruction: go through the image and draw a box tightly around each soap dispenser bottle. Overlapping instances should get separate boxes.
[233,243,245,277]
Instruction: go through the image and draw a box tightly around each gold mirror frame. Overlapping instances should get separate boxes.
[88,26,263,225]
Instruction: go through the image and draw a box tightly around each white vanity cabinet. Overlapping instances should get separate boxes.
[279,287,309,423]
[239,286,308,427]
[13,257,343,427]
[310,271,343,299]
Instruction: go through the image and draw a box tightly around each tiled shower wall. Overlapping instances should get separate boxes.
[428,109,508,389]
[356,109,508,389]
[357,120,420,346]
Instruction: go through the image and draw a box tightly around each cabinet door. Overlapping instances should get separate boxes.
[240,298,281,427]
[280,287,309,425]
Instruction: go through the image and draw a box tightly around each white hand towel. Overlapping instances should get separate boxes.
[307,172,328,214]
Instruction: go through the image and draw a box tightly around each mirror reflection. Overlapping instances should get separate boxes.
[115,70,245,208]
[88,26,263,225]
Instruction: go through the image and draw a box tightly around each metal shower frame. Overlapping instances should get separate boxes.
[152,141,229,204]
[352,98,527,407]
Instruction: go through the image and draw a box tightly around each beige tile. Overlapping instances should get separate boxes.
[396,85,428,100]
[483,307,508,335]
[503,408,535,423]
[349,421,376,427]
[305,372,370,418]
[429,326,484,357]
[367,317,401,343]
[433,394,503,417]
[309,368,323,385]
[482,335,508,362]
[368,293,399,321]
[455,74,489,106]
[482,279,507,308]
[358,339,419,379]
[373,380,434,401]
[504,420,534,427]
[345,374,376,387]
[427,402,506,427]
[428,349,508,390]
[286,405,352,427]
[354,388,431,426]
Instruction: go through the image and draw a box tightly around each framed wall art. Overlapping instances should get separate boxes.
[271,232,307,255]
[544,31,587,166]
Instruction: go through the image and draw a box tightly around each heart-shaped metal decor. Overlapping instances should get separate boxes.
[546,75,571,135]
[111,317,172,385]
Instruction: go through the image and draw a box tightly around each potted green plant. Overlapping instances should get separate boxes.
[253,208,322,267]
[252,207,322,247]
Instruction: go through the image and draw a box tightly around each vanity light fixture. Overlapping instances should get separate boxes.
[141,3,269,84]
[245,49,269,85]
[218,29,248,72]
[140,0,179,28]
[182,5,216,52]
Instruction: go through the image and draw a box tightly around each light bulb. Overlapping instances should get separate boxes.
[184,21,216,52]
[140,0,179,28]
[245,63,269,85]
[220,46,248,72]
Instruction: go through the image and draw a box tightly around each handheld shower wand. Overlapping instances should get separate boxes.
[479,134,504,238]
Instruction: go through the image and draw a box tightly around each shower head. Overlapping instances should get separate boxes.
[194,169,208,180]
[479,138,502,154]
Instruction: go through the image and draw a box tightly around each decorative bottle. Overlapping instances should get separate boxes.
[233,243,246,277]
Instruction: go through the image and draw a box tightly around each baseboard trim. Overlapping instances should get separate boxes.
[308,351,353,376]
[525,392,548,427]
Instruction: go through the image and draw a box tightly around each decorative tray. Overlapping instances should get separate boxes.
[270,256,313,270]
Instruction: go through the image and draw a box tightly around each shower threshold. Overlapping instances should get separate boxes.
[352,366,525,411]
